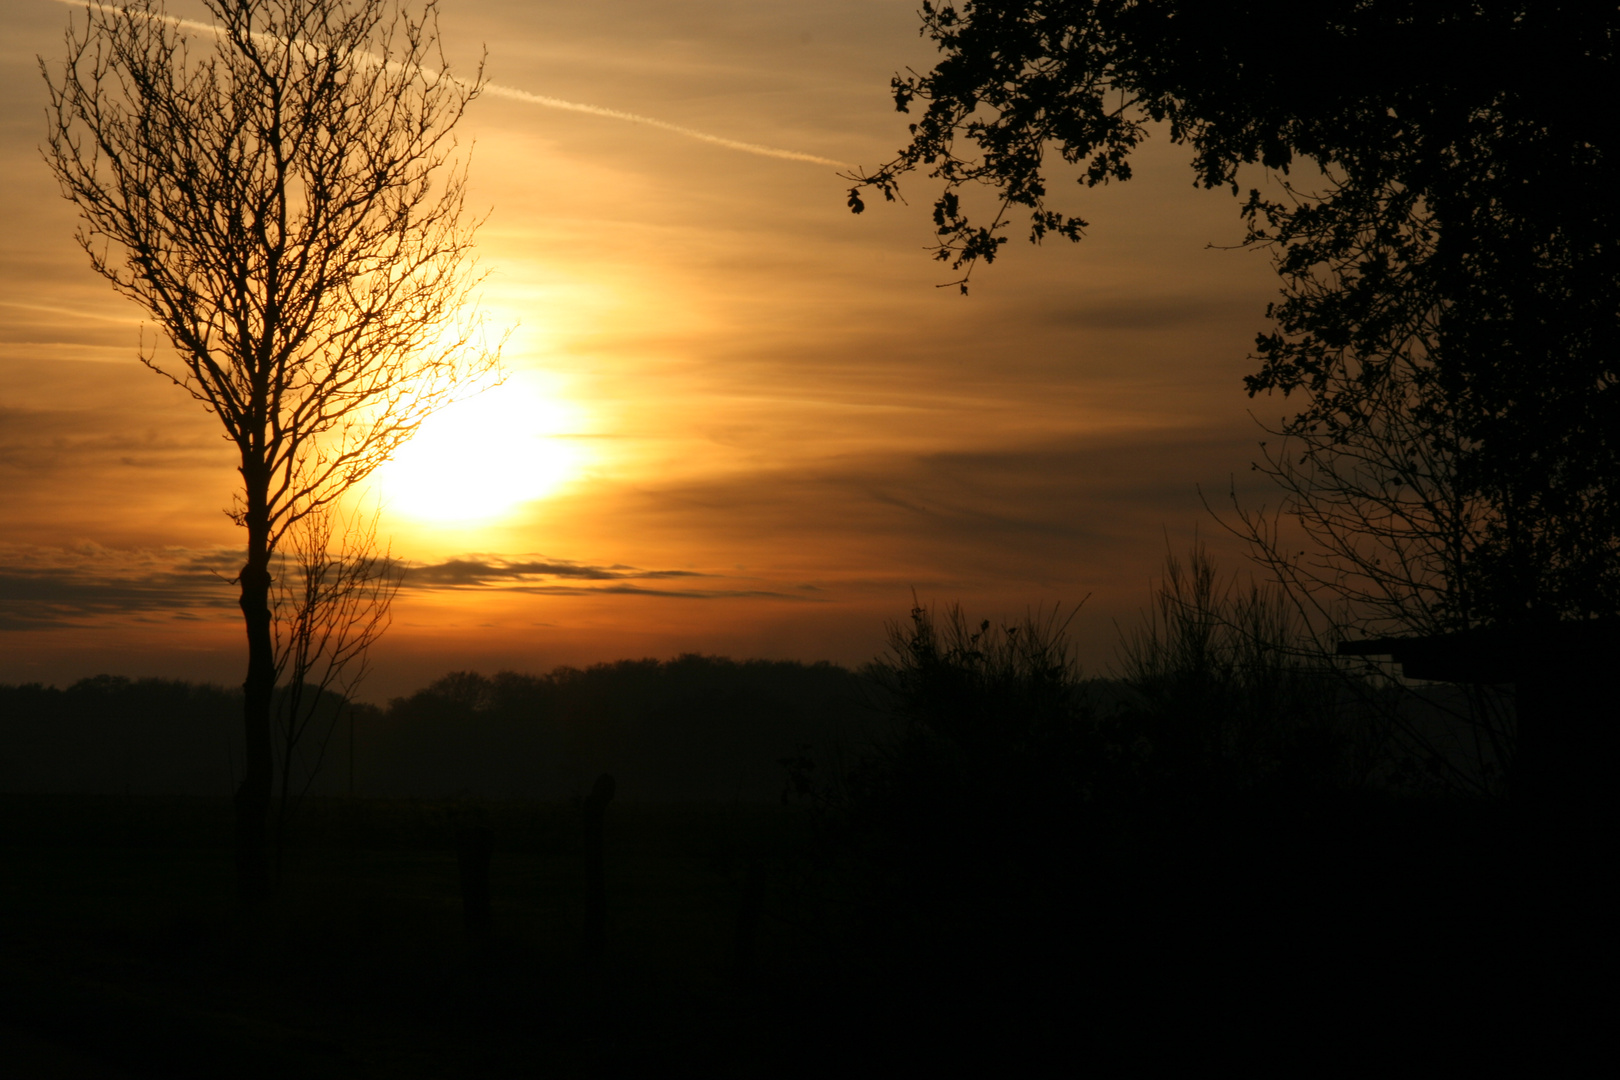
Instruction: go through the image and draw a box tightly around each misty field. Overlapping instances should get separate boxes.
[2,783,1603,1076]
[3,612,1612,1074]
[1,796,808,1077]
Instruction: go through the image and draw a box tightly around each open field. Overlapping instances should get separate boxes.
[1,796,817,1078]
[3,785,1613,1074]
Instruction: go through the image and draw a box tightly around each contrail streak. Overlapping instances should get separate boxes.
[478,82,849,168]
[0,300,140,324]
[48,0,225,41]
[47,0,850,168]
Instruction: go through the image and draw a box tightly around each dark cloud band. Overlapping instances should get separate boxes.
[0,546,795,629]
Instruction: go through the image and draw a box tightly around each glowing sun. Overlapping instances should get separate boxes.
[375,380,585,522]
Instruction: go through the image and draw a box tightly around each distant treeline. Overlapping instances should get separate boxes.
[1,644,1497,803]
[0,657,877,802]
[1,676,244,797]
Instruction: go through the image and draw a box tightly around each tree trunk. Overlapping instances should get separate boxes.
[236,507,276,901]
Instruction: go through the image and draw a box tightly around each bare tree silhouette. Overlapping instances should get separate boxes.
[43,0,501,897]
[270,505,402,877]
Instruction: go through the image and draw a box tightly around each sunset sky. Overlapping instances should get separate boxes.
[1,0,1291,698]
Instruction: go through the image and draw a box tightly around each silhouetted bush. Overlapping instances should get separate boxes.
[842,602,1102,887]
[769,574,1515,1069]
[761,603,1105,1067]
[1115,541,1373,796]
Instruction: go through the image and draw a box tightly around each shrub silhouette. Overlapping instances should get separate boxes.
[852,600,1098,848]
[1115,541,1363,796]
[777,572,1414,1067]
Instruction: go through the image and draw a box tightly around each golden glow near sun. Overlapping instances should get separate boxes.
[374,376,587,523]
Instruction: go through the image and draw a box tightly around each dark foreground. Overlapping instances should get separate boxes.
[0,793,1610,1077]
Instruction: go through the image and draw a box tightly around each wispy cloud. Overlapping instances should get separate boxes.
[0,544,803,629]
[403,556,797,600]
[52,0,849,168]
[0,542,239,630]
[1036,296,1259,332]
[0,405,221,472]
[406,555,699,587]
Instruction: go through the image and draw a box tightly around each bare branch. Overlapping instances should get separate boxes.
[41,0,503,898]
